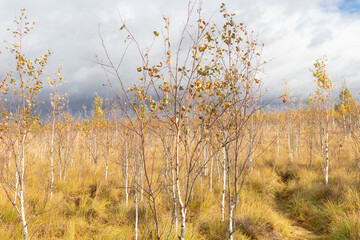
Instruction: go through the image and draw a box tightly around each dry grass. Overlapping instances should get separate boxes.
[1,126,360,240]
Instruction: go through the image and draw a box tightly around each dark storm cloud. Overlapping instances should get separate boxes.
[1,0,360,113]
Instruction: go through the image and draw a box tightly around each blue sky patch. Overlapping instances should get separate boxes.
[339,0,360,13]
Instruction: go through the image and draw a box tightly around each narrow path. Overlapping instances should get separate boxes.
[273,168,325,240]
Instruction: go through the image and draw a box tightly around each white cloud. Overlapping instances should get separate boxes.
[221,0,360,96]
[0,0,359,110]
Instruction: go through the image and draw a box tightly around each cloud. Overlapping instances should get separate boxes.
[0,0,359,112]
[225,0,360,96]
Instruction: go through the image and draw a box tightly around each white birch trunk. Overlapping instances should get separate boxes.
[295,133,299,164]
[172,155,178,233]
[125,140,129,205]
[325,131,329,185]
[228,205,234,240]
[14,140,20,203]
[14,170,19,204]
[204,141,208,176]
[277,126,280,157]
[179,203,186,240]
[343,114,346,140]
[198,127,202,185]
[349,115,352,138]
[50,113,55,200]
[249,135,254,171]
[288,131,293,162]
[20,133,28,240]
[217,153,221,186]
[135,185,138,240]
[297,123,301,164]
[209,148,213,192]
[175,125,186,240]
[249,115,254,170]
[94,135,97,174]
[221,138,226,222]
[58,141,62,181]
[140,160,144,202]
[309,136,313,167]
[105,149,109,180]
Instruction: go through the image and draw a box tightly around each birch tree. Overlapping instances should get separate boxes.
[48,69,65,199]
[335,85,357,141]
[97,2,266,239]
[0,9,54,240]
[309,56,334,185]
[90,94,106,174]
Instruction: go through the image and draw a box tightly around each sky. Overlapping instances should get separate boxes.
[0,0,359,112]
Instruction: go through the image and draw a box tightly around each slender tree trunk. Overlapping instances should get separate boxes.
[288,131,293,162]
[93,134,97,174]
[105,147,109,181]
[20,133,28,240]
[249,115,254,170]
[14,169,19,204]
[105,140,109,181]
[89,141,92,166]
[72,132,79,167]
[139,159,144,202]
[63,129,70,181]
[325,130,329,185]
[277,125,280,158]
[217,153,221,187]
[221,137,226,222]
[179,203,186,240]
[135,183,139,240]
[349,114,352,138]
[228,205,234,240]
[171,153,178,233]
[58,141,62,181]
[209,148,213,192]
[249,133,254,171]
[175,125,186,240]
[14,140,20,204]
[118,149,121,179]
[343,114,347,140]
[125,140,129,205]
[49,114,55,200]
[226,141,236,240]
[309,136,313,168]
[204,141,208,176]
[297,125,301,164]
[164,152,168,192]
[198,127,202,185]
[20,169,28,240]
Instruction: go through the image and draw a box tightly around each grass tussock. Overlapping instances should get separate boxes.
[2,128,360,240]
